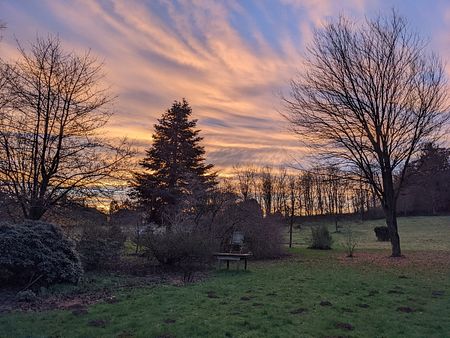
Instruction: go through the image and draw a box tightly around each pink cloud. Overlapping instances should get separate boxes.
[2,0,449,175]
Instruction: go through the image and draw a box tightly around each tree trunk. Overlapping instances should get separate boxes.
[384,202,401,257]
[289,217,293,248]
[382,169,402,257]
[28,205,45,220]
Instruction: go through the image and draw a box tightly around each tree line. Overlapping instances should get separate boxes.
[230,143,450,220]
[231,165,376,220]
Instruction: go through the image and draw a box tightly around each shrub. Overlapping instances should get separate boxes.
[309,225,333,250]
[343,225,357,257]
[0,221,83,288]
[77,225,126,271]
[142,227,217,266]
[16,290,37,302]
[374,226,390,241]
[217,199,285,259]
[141,198,284,266]
[242,214,285,259]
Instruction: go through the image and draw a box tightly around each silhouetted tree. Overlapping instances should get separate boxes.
[285,12,448,256]
[322,165,348,232]
[300,171,314,216]
[273,167,288,216]
[0,36,132,220]
[287,175,299,247]
[399,143,450,214]
[234,164,257,201]
[133,99,216,225]
[260,166,274,216]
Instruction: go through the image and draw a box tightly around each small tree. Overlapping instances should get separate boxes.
[343,224,357,257]
[287,175,298,248]
[259,166,274,216]
[234,164,257,201]
[285,12,448,256]
[133,99,216,225]
[0,36,132,220]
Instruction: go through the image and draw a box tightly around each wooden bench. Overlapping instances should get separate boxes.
[213,252,252,270]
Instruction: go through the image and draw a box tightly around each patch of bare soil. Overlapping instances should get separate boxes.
[163,318,176,324]
[290,307,308,314]
[206,291,219,299]
[0,270,209,314]
[397,306,416,313]
[88,319,110,328]
[336,250,450,271]
[334,322,354,331]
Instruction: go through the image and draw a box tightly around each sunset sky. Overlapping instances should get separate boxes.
[2,0,450,175]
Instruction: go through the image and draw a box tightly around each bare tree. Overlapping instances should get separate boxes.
[0,36,133,220]
[322,165,348,232]
[260,166,273,216]
[284,12,448,256]
[234,164,257,201]
[287,174,298,248]
[273,167,288,215]
[299,171,314,216]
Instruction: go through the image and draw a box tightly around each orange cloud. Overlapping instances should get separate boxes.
[2,0,449,175]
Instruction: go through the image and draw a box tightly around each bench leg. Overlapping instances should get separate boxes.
[245,258,247,270]
[226,260,229,270]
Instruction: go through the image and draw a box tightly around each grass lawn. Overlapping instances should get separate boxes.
[1,216,449,338]
[287,215,450,251]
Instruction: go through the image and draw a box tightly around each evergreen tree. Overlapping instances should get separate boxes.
[399,143,450,214]
[133,99,216,224]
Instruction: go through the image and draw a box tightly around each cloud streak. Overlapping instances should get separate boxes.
[1,0,449,173]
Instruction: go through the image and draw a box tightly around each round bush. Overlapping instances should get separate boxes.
[0,221,83,287]
[374,226,390,241]
[309,225,333,250]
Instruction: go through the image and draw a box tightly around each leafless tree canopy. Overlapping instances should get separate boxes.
[284,12,448,256]
[0,36,133,220]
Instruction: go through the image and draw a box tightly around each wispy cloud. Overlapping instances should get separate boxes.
[1,0,449,173]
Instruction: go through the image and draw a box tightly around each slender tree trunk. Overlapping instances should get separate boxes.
[289,216,293,248]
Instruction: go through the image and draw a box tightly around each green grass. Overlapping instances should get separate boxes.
[1,216,449,338]
[287,215,450,251]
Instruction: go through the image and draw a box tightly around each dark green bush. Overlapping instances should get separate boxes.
[374,226,390,241]
[309,225,333,250]
[0,221,83,288]
[76,225,126,270]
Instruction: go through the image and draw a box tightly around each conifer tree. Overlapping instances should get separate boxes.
[133,99,216,224]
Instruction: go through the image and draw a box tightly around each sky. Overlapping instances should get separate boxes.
[2,0,450,175]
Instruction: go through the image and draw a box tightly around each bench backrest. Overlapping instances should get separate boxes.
[231,231,244,245]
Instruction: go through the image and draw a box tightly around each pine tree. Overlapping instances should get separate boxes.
[133,99,216,224]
